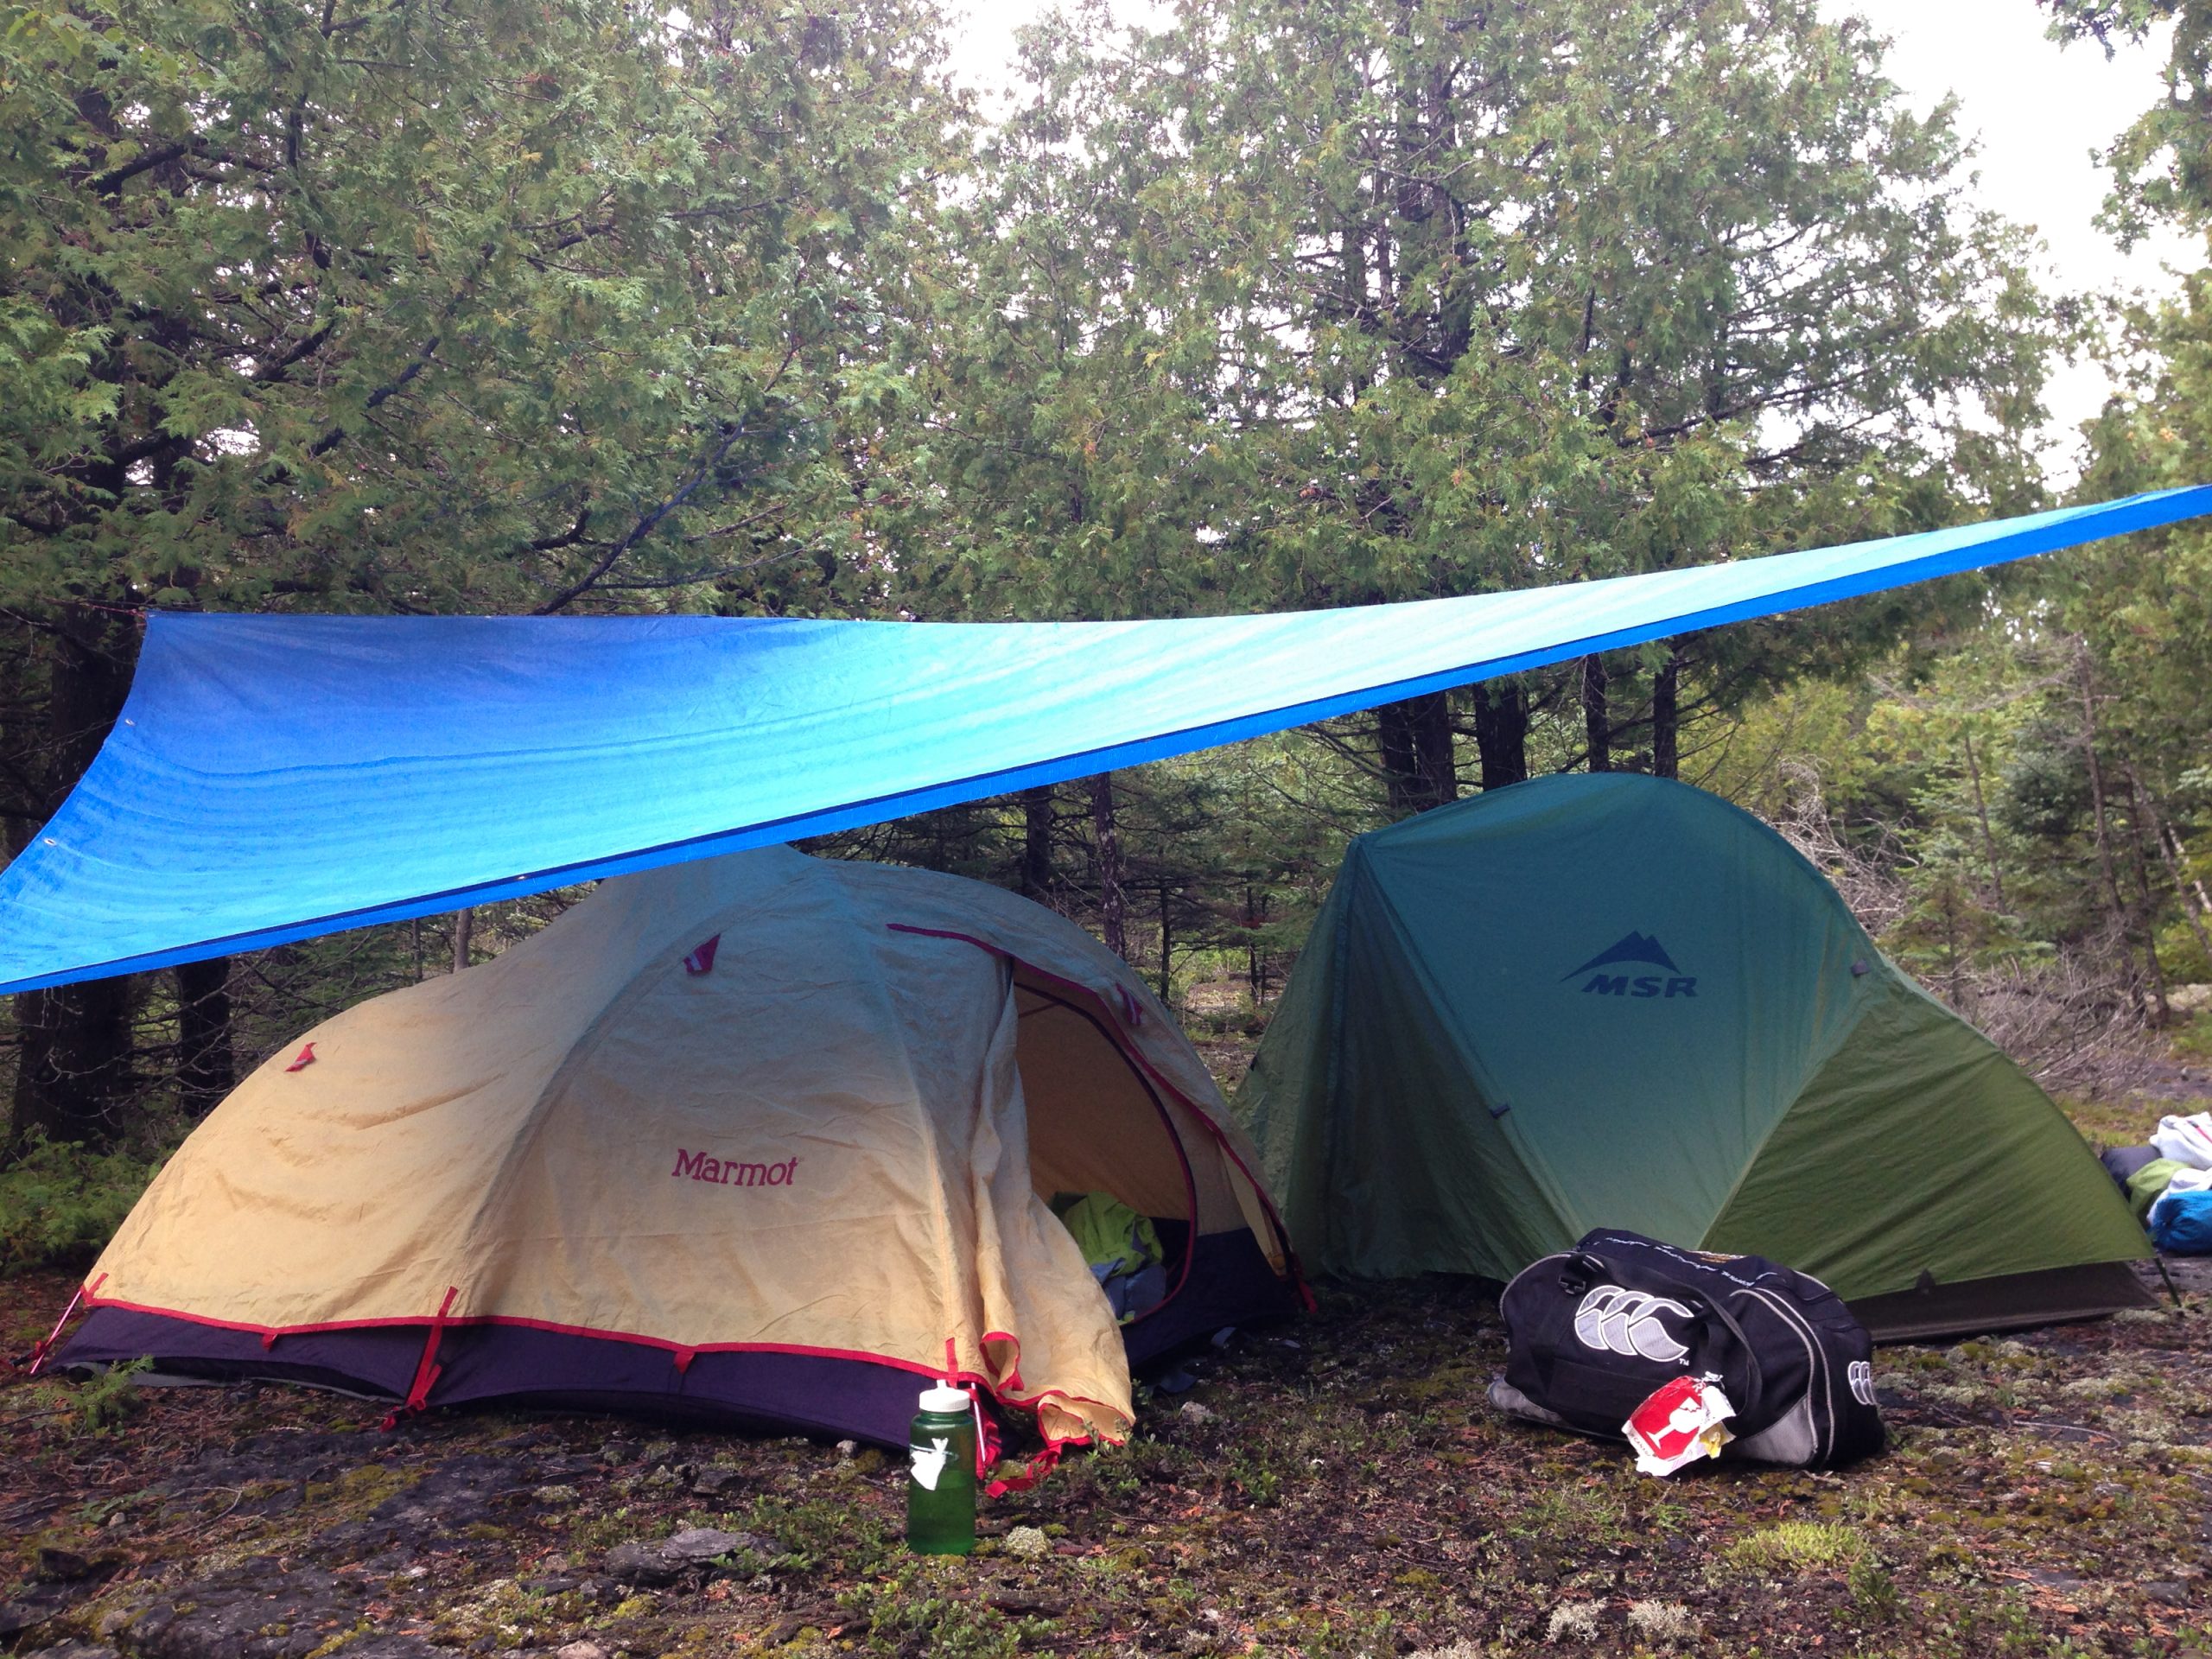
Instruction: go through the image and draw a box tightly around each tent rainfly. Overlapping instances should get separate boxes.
[1233,775,2155,1340]
[60,848,1300,1452]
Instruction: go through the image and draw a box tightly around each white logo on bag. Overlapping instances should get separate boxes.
[1847,1360,1875,1407]
[1573,1286,1693,1363]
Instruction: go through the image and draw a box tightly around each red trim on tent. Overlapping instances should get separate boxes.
[986,1440,1071,1496]
[83,1296,463,1338]
[408,1287,458,1406]
[1031,982,1199,1307]
[381,1285,459,1428]
[27,1273,102,1375]
[886,922,1308,1308]
[938,1338,1004,1482]
[982,1329,1025,1393]
[75,1293,1128,1445]
[888,925,1203,1311]
[984,1410,1113,1497]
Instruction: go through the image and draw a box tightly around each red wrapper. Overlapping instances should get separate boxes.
[1624,1375,1735,1476]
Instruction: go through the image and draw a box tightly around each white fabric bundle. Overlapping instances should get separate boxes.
[2151,1113,2212,1171]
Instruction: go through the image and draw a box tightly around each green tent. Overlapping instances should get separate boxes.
[1235,774,2153,1338]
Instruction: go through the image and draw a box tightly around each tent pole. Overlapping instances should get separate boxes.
[2154,1256,2187,1313]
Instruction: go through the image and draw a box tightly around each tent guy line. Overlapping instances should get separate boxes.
[3,483,2210,995]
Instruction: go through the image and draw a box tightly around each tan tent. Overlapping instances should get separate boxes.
[62,848,1299,1455]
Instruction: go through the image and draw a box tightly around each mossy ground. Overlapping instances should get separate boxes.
[2,1094,2208,1658]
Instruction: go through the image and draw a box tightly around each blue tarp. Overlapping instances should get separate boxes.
[3,486,2209,993]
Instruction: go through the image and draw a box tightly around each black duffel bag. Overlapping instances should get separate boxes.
[1489,1229,1884,1468]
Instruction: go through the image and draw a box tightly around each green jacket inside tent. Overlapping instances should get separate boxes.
[1233,773,2152,1339]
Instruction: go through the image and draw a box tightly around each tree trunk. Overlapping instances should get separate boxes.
[10,606,137,1150]
[173,956,233,1118]
[1019,785,1054,906]
[451,909,474,973]
[1472,680,1529,791]
[2134,769,2212,969]
[2121,770,2174,1025]
[2075,641,2152,1016]
[1938,880,1963,1009]
[1157,879,1173,1006]
[1650,652,1679,779]
[2172,823,2212,919]
[1374,690,1457,817]
[11,977,136,1148]
[1961,728,2007,914]
[1245,886,1269,1005]
[1581,654,1611,772]
[1089,772,1127,959]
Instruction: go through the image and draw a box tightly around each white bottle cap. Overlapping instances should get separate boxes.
[920,1383,969,1414]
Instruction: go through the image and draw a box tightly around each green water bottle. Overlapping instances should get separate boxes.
[906,1383,977,1555]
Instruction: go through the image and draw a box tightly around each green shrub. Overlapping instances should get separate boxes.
[2173,1012,2212,1065]
[1848,1554,1902,1618]
[71,1356,153,1434]
[834,1578,1053,1659]
[0,1131,164,1273]
[1726,1521,1872,1573]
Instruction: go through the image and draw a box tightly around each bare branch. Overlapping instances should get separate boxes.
[308,336,440,456]
[534,420,758,613]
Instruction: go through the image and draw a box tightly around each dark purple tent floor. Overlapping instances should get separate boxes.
[60,1230,1297,1448]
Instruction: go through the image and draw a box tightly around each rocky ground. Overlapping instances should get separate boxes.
[4,1099,2211,1659]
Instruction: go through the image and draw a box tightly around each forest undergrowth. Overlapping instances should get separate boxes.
[2,1085,2209,1659]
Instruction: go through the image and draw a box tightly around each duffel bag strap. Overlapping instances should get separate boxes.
[1556,1251,1608,1295]
[1682,1287,1765,1427]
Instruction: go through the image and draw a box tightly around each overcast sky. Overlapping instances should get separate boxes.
[1830,0,2194,461]
[942,0,2196,473]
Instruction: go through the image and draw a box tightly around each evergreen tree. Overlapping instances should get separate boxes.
[0,0,969,1143]
[905,0,2052,810]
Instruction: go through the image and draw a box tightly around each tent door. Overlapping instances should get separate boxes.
[1012,977,1198,1317]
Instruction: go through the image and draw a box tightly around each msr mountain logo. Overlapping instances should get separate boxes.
[1562,932,1698,1000]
